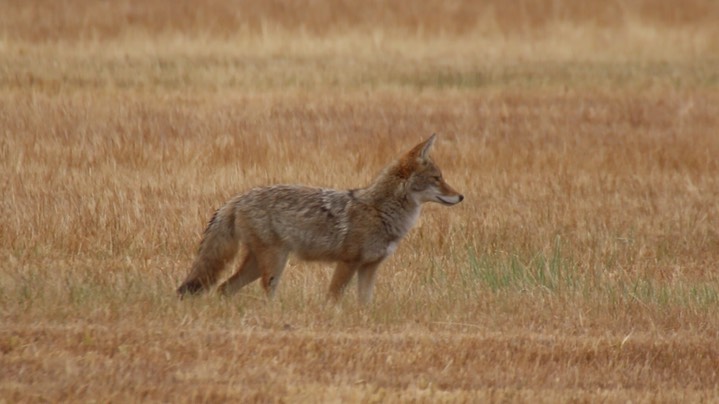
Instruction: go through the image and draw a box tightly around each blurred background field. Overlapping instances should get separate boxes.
[1,0,718,401]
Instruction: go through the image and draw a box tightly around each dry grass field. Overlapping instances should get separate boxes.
[2,0,719,401]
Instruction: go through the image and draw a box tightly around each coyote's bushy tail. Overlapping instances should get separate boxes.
[177,207,239,297]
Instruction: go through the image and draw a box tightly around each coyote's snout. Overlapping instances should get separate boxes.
[177,134,463,304]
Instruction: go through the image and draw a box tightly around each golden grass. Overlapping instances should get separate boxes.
[2,0,719,401]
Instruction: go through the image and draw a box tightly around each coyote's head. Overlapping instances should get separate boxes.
[398,134,464,206]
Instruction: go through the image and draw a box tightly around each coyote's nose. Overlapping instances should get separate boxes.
[458,194,464,202]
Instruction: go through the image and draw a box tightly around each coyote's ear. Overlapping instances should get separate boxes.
[419,133,437,159]
[410,133,437,160]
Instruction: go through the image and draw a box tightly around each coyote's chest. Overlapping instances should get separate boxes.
[377,206,421,259]
[386,241,399,256]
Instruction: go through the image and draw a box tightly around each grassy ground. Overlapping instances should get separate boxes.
[2,0,719,401]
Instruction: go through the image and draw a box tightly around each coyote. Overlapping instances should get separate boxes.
[177,134,463,304]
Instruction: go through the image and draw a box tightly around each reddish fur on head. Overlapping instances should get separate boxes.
[393,134,436,179]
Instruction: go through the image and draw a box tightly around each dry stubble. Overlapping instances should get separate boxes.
[1,0,719,401]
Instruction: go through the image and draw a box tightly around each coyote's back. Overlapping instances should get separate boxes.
[177,134,463,304]
[231,185,355,261]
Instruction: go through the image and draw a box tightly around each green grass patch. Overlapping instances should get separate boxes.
[462,240,719,311]
[466,239,577,294]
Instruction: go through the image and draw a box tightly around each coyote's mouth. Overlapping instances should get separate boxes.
[436,195,462,205]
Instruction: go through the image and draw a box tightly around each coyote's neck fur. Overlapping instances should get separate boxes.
[356,162,423,241]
